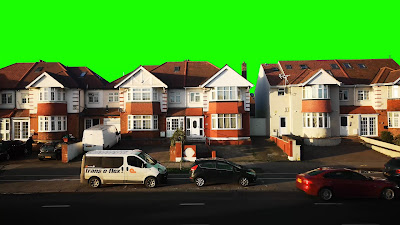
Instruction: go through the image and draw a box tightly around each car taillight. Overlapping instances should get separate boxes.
[304,179,312,185]
[396,169,400,174]
[191,165,198,172]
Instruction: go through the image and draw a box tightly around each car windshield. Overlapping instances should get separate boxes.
[138,152,157,165]
[228,161,243,169]
[41,145,54,151]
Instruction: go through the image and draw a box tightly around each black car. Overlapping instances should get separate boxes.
[189,158,257,187]
[384,157,400,182]
[0,140,28,161]
[38,142,62,160]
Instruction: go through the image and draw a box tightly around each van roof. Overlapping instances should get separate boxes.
[85,124,116,131]
[85,150,142,157]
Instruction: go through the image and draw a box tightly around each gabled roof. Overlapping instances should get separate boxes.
[200,64,254,88]
[264,59,400,86]
[0,61,105,90]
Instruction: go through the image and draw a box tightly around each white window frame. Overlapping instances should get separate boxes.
[211,114,242,130]
[388,85,399,99]
[189,92,201,103]
[85,118,100,129]
[388,112,400,128]
[302,113,330,128]
[211,86,238,101]
[127,88,155,102]
[38,116,67,132]
[278,88,285,96]
[127,115,158,131]
[88,92,99,104]
[1,92,13,104]
[169,91,181,103]
[357,90,369,101]
[108,92,119,102]
[0,118,10,141]
[39,87,65,102]
[302,85,329,99]
[339,89,349,101]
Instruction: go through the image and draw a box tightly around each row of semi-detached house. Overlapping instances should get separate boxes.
[255,58,400,146]
[0,60,253,145]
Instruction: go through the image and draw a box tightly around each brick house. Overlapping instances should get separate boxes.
[111,61,254,145]
[0,61,108,142]
[255,59,400,146]
[0,60,253,145]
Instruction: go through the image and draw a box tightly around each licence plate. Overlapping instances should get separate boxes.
[296,178,302,183]
[45,156,52,159]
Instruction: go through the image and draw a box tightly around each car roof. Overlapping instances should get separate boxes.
[85,150,142,157]
[196,157,230,163]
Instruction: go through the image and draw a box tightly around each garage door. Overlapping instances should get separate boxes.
[104,118,121,132]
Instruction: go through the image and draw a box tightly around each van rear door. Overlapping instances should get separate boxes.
[125,156,148,183]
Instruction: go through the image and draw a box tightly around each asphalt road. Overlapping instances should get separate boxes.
[0,191,398,225]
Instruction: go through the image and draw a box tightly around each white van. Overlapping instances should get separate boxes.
[80,150,167,188]
[82,125,121,151]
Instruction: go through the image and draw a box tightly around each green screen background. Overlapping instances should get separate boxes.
[1,0,399,93]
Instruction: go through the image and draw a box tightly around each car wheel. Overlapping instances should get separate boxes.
[88,177,101,188]
[144,177,157,188]
[381,188,395,200]
[239,177,249,187]
[194,177,205,187]
[319,188,333,201]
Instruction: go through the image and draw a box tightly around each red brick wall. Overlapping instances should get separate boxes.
[208,102,245,114]
[38,132,66,141]
[301,100,331,113]
[30,115,38,140]
[67,113,81,139]
[37,103,67,116]
[387,99,400,111]
[125,102,161,115]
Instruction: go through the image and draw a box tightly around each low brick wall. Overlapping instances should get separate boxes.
[270,136,301,161]
[359,136,400,158]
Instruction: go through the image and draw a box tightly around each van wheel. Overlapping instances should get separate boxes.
[89,177,101,188]
[144,177,157,188]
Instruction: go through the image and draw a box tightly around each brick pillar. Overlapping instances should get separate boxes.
[61,143,68,163]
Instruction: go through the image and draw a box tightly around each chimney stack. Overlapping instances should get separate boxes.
[242,62,247,79]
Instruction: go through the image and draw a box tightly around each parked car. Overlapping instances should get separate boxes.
[384,157,400,182]
[296,167,399,201]
[38,142,62,160]
[189,158,257,187]
[0,140,28,161]
[80,150,167,188]
[82,125,121,151]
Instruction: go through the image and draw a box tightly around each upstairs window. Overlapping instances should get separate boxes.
[108,92,119,102]
[169,91,181,103]
[39,88,65,102]
[211,86,239,101]
[343,63,352,69]
[357,90,369,101]
[21,92,29,104]
[278,88,285,96]
[389,86,400,99]
[1,93,13,104]
[339,89,348,101]
[88,92,99,103]
[285,65,292,69]
[358,64,367,69]
[302,85,329,99]
[190,92,201,103]
[174,66,180,72]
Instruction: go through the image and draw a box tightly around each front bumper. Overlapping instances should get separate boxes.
[38,152,57,160]
[157,172,168,184]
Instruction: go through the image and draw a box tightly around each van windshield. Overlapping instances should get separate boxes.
[138,152,157,165]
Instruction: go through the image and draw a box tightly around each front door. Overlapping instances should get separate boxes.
[360,116,377,136]
[340,115,349,136]
[12,119,29,141]
[186,116,204,139]
[125,156,147,183]
[166,117,184,137]
[279,117,288,136]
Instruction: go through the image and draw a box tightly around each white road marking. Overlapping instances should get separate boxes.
[41,205,71,208]
[314,202,343,205]
[342,224,379,225]
[179,203,205,206]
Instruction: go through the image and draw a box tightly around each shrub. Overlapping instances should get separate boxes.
[170,128,185,146]
[381,131,394,143]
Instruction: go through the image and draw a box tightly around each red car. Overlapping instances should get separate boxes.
[296,168,399,201]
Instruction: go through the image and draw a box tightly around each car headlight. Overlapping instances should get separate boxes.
[247,169,256,176]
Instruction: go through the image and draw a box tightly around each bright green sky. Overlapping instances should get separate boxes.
[1,0,399,92]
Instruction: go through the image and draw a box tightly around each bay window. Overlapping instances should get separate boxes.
[388,112,400,128]
[303,113,330,128]
[39,88,65,102]
[211,87,241,101]
[302,85,329,99]
[127,115,158,130]
[38,116,67,132]
[211,114,242,130]
[127,88,156,102]
[0,119,10,140]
